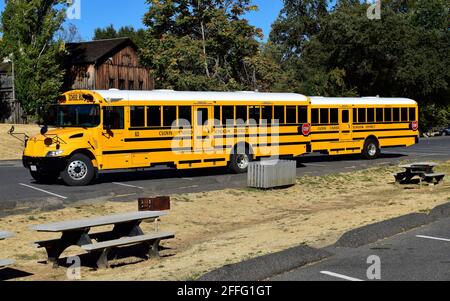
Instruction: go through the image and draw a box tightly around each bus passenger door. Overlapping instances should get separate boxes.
[339,108,352,141]
[100,106,130,169]
[193,106,214,153]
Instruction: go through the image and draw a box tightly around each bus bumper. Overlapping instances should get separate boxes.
[22,156,67,174]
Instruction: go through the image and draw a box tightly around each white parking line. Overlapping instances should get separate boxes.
[320,271,364,281]
[19,183,68,200]
[112,182,144,189]
[416,235,450,242]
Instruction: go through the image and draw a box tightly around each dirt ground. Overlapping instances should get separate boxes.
[0,161,449,281]
[0,124,41,160]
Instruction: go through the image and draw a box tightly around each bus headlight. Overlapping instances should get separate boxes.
[46,150,65,157]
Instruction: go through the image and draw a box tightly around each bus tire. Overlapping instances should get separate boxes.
[30,171,59,184]
[229,146,253,174]
[362,138,380,160]
[60,154,95,186]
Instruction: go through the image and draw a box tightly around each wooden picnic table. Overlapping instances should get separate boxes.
[394,162,445,185]
[0,231,15,268]
[30,211,172,268]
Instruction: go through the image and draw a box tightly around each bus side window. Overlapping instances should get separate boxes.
[320,109,329,124]
[103,106,124,130]
[286,106,297,124]
[249,106,261,125]
[222,106,234,126]
[342,110,349,123]
[236,106,248,125]
[147,106,161,127]
[179,106,192,127]
[376,108,384,123]
[163,106,177,127]
[330,108,339,124]
[274,106,285,124]
[262,106,273,125]
[130,106,145,127]
[358,108,366,123]
[401,108,408,122]
[367,108,375,123]
[298,106,308,124]
[311,109,319,125]
[384,108,392,122]
[409,108,416,121]
[353,108,358,123]
[393,108,400,122]
[214,106,221,126]
[197,108,209,126]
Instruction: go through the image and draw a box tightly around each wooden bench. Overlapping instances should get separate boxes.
[394,162,445,185]
[423,173,446,184]
[82,232,175,269]
[0,231,15,268]
[30,211,173,268]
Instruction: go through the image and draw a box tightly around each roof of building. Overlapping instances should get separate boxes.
[309,97,417,106]
[91,90,310,102]
[65,38,137,65]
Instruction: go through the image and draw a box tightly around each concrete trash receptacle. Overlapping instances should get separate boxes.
[248,160,297,189]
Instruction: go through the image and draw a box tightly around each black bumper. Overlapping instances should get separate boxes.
[22,156,67,174]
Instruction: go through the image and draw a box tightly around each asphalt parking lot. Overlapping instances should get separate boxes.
[269,215,450,281]
[0,136,449,212]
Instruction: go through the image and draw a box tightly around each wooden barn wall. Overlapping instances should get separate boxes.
[66,46,154,91]
[95,46,154,90]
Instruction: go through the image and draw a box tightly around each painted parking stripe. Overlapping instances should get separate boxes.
[416,235,450,242]
[19,183,68,200]
[112,182,144,189]
[320,271,364,281]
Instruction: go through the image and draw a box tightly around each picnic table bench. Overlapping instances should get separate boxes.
[30,211,174,269]
[0,231,15,268]
[394,162,446,185]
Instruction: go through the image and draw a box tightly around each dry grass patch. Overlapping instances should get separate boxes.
[0,161,449,281]
[0,124,41,160]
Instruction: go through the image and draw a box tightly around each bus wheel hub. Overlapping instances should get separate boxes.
[68,160,88,180]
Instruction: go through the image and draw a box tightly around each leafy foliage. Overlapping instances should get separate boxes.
[0,0,68,117]
[140,0,264,91]
[93,25,146,48]
[269,0,450,128]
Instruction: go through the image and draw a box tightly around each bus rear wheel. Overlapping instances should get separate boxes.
[60,154,95,186]
[229,146,253,174]
[363,138,380,160]
[30,171,59,184]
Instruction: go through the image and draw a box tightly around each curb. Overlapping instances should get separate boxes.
[334,213,431,248]
[198,245,331,281]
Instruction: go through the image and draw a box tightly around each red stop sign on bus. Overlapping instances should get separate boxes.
[302,123,311,136]
[411,121,419,131]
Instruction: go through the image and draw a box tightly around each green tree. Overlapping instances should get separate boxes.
[270,0,449,127]
[93,25,146,48]
[140,0,263,91]
[0,0,68,118]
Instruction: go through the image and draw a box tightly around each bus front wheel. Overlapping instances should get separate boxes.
[60,154,95,186]
[362,138,380,160]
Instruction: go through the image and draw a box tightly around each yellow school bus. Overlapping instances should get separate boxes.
[22,90,419,186]
[308,97,419,159]
[23,90,312,186]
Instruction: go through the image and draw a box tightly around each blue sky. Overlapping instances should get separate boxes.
[0,0,284,41]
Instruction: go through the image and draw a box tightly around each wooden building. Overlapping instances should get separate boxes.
[64,38,154,91]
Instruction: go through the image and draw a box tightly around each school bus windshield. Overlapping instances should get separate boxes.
[44,104,100,128]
